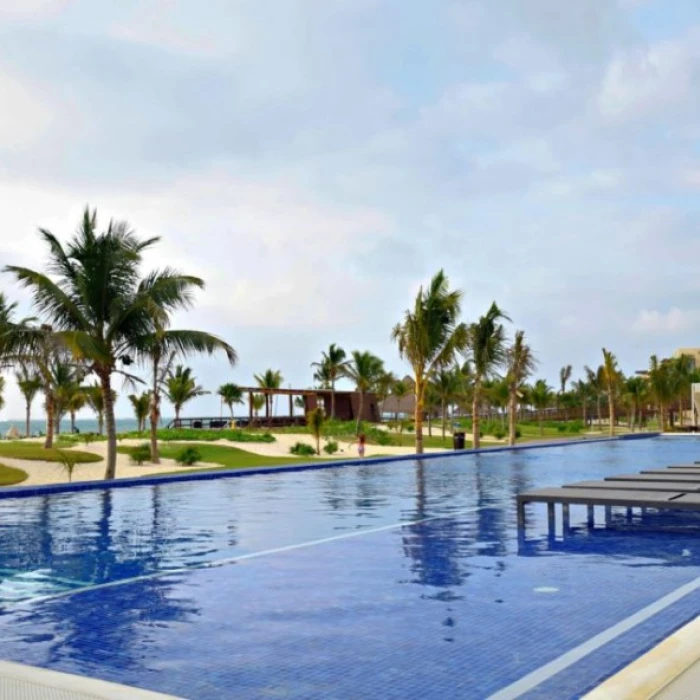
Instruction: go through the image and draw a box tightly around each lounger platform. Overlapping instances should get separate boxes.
[564,480,700,493]
[516,487,700,530]
[606,473,700,482]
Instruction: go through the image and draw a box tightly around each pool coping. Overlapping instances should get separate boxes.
[0,659,182,699]
[584,614,700,699]
[0,432,660,500]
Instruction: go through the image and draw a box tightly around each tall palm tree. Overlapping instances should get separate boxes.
[529,379,554,436]
[307,407,326,455]
[584,365,605,431]
[432,368,461,441]
[128,392,151,433]
[572,379,591,429]
[648,355,674,431]
[505,330,536,446]
[165,366,209,423]
[218,383,243,420]
[465,302,510,449]
[85,382,109,435]
[671,354,693,427]
[66,384,88,434]
[343,350,384,434]
[601,348,620,437]
[391,270,467,454]
[559,365,572,396]
[624,376,647,431]
[3,208,235,479]
[250,394,265,427]
[254,369,284,427]
[375,370,398,419]
[311,360,333,389]
[15,365,42,438]
[310,344,349,419]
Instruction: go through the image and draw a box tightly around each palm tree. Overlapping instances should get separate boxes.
[432,368,461,441]
[572,379,591,429]
[85,382,109,435]
[671,354,693,427]
[529,379,554,436]
[0,375,4,417]
[343,350,384,434]
[254,369,284,427]
[624,376,647,431]
[218,383,243,420]
[311,360,332,389]
[250,394,265,427]
[15,365,42,438]
[375,370,398,418]
[165,366,209,423]
[310,344,349,419]
[559,364,572,395]
[307,407,326,455]
[584,365,605,431]
[3,208,235,479]
[648,355,674,431]
[66,384,87,434]
[391,270,467,454]
[128,392,151,433]
[505,331,536,446]
[465,302,510,449]
[601,348,620,437]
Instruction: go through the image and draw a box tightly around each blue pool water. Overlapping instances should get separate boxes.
[2,438,700,698]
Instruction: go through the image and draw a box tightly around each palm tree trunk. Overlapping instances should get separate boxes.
[582,400,587,430]
[472,380,481,449]
[539,409,544,436]
[596,397,602,431]
[415,382,424,454]
[25,402,31,439]
[267,394,272,428]
[441,399,446,441]
[356,391,364,435]
[508,391,517,446]
[98,411,104,436]
[331,379,336,420]
[71,410,76,434]
[150,363,160,464]
[100,371,117,480]
[175,406,181,424]
[44,395,55,449]
[608,395,615,437]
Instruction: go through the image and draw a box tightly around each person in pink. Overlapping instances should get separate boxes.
[357,433,366,458]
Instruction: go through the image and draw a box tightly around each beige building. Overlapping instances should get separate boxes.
[673,348,700,369]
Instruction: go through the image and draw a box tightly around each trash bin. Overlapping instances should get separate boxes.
[453,431,465,450]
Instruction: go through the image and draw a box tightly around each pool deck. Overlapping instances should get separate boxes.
[0,660,181,699]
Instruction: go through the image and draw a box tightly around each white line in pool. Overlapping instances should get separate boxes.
[488,574,700,700]
[13,506,484,608]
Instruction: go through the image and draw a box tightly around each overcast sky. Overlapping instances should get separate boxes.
[1,0,699,421]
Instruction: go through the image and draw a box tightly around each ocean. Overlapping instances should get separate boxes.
[0,417,174,437]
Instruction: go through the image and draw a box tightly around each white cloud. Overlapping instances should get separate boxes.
[632,308,700,334]
[0,0,69,17]
[0,67,55,149]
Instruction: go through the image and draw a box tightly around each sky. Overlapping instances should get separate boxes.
[1,0,700,421]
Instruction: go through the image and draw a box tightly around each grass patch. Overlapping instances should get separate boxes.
[0,463,28,486]
[119,428,275,443]
[117,443,326,472]
[0,442,102,463]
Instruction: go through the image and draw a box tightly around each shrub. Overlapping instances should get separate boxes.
[557,423,568,433]
[515,427,522,439]
[129,443,151,466]
[119,428,275,443]
[290,442,316,457]
[493,426,506,440]
[323,440,339,455]
[568,420,584,434]
[175,446,201,466]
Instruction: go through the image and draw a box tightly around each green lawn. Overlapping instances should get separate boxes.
[0,442,102,463]
[0,463,28,486]
[117,443,327,471]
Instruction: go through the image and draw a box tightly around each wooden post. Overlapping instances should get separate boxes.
[562,503,570,535]
[517,500,525,530]
[605,505,612,527]
[587,505,595,528]
[248,392,253,423]
[547,502,555,536]
[626,507,633,522]
[289,393,293,421]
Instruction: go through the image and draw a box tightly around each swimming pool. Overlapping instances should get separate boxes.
[1,437,700,698]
